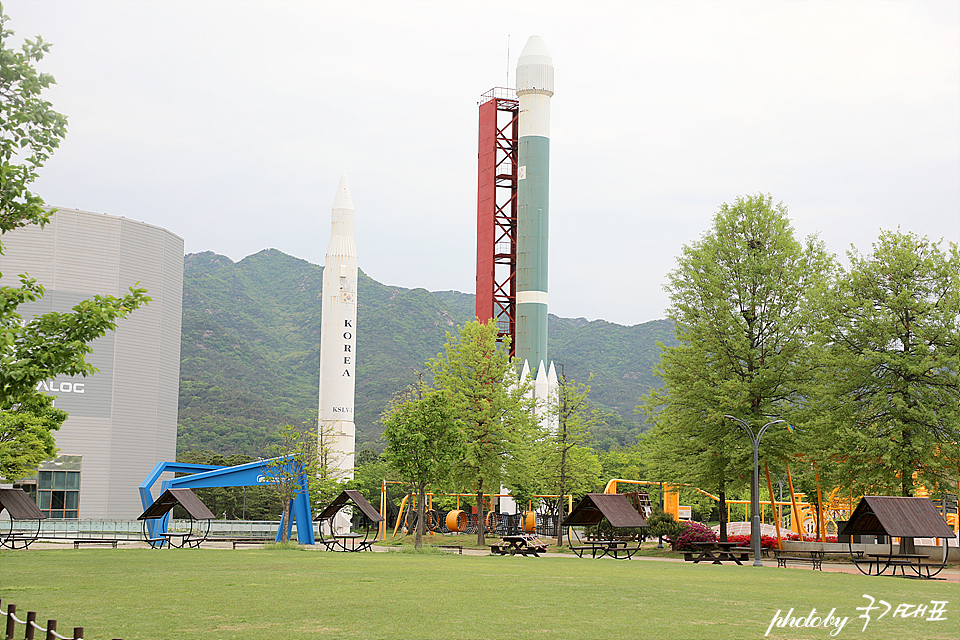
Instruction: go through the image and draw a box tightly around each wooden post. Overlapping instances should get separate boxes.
[45,619,56,640]
[26,611,37,640]
[73,627,83,639]
[5,603,15,640]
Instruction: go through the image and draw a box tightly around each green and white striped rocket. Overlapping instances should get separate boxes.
[516,36,554,377]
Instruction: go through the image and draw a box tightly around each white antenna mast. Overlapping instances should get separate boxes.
[506,35,510,87]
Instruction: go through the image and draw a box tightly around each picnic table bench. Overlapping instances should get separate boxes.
[687,541,748,565]
[433,544,463,554]
[492,534,547,557]
[861,553,944,579]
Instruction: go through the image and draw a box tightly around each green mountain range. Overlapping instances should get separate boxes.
[177,249,676,456]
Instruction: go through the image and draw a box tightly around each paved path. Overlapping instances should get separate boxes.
[17,539,958,582]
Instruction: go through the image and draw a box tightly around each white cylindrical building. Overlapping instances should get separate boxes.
[0,208,183,519]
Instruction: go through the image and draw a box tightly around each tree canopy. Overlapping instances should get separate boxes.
[803,230,960,497]
[0,392,65,481]
[382,379,462,548]
[641,194,834,538]
[428,320,535,546]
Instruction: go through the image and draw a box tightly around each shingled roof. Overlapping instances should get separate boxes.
[0,488,45,520]
[316,489,383,523]
[138,488,216,520]
[845,496,955,538]
[560,493,648,528]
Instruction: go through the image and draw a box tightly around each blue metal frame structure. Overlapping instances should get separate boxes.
[139,457,315,546]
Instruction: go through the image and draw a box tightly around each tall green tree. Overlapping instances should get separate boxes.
[428,320,535,546]
[0,5,149,478]
[0,3,67,236]
[382,379,463,549]
[805,231,960,498]
[261,424,319,542]
[0,392,65,481]
[539,375,602,545]
[641,194,833,540]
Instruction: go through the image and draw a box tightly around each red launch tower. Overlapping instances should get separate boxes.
[475,87,519,356]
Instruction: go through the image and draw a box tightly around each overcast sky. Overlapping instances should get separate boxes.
[6,0,958,325]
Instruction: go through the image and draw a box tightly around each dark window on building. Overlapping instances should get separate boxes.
[34,470,81,519]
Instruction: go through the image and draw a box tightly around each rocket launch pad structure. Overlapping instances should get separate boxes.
[475,88,519,358]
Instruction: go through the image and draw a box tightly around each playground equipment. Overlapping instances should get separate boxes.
[0,488,45,550]
[139,457,315,546]
[380,484,574,540]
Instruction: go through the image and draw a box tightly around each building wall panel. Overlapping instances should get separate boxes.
[0,208,183,519]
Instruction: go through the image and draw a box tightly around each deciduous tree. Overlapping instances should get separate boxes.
[429,320,535,546]
[538,375,602,545]
[261,424,318,542]
[641,194,833,541]
[0,393,65,481]
[382,379,462,548]
[806,231,960,498]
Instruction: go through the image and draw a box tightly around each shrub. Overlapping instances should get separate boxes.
[667,521,717,551]
[645,509,685,540]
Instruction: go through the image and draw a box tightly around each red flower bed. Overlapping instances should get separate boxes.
[725,534,780,549]
[784,533,838,543]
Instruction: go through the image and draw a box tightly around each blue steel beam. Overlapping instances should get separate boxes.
[138,457,315,545]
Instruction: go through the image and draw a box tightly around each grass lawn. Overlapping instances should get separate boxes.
[0,548,956,640]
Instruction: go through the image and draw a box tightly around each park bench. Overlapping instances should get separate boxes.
[492,534,547,556]
[774,550,822,570]
[433,544,463,554]
[200,536,272,548]
[72,539,120,549]
[571,540,642,560]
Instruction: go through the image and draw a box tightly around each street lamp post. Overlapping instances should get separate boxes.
[724,415,786,567]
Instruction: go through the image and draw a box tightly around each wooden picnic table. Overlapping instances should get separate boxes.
[569,539,641,560]
[158,532,203,549]
[333,533,375,552]
[492,534,547,557]
[863,553,944,579]
[688,541,748,565]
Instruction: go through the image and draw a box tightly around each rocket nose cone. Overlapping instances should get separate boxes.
[517,35,552,68]
[332,175,354,210]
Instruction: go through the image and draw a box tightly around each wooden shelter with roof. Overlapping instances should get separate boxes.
[561,493,648,559]
[315,489,383,551]
[0,488,46,549]
[845,496,954,578]
[137,487,216,548]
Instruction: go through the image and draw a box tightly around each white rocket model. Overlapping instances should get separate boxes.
[318,176,358,497]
